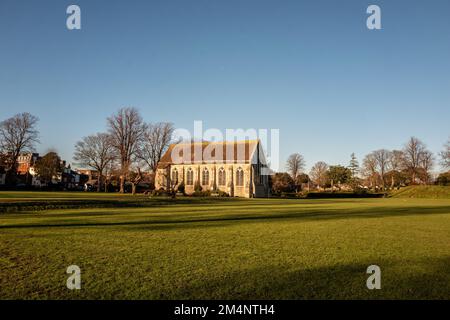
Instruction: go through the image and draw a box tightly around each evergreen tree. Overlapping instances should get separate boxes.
[348,153,359,178]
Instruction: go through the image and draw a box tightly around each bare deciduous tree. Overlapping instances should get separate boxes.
[373,149,391,190]
[388,150,405,188]
[362,153,378,188]
[107,107,147,193]
[129,167,143,195]
[103,161,119,192]
[419,150,434,184]
[440,138,450,169]
[403,137,427,184]
[286,153,305,180]
[73,133,115,192]
[0,113,39,184]
[137,122,175,173]
[309,161,328,189]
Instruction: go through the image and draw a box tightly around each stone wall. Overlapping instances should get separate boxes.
[155,163,266,198]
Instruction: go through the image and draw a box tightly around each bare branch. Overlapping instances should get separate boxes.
[0,113,39,183]
[137,122,175,173]
[309,161,328,188]
[440,138,450,169]
[285,153,305,180]
[107,107,146,193]
[73,133,115,191]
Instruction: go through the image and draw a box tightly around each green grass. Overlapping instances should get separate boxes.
[391,185,450,199]
[0,191,449,299]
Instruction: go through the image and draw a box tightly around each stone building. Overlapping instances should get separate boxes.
[155,140,270,198]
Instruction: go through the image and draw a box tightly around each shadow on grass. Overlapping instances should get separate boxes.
[0,197,243,213]
[154,256,450,300]
[0,196,400,214]
[45,256,449,300]
[1,203,449,231]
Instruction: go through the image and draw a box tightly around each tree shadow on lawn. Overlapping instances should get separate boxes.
[154,256,450,300]
[1,203,449,231]
[12,199,371,220]
[0,197,397,214]
[0,197,249,214]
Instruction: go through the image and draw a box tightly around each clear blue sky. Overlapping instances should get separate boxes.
[1,0,449,172]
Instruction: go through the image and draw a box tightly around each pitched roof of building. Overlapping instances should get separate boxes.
[157,140,260,168]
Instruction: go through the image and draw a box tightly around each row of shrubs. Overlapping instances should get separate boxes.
[149,180,232,197]
[274,190,387,199]
[149,189,230,197]
[150,187,386,199]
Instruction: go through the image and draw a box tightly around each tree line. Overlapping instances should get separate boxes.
[0,109,174,193]
[275,137,450,194]
[74,108,174,193]
[74,107,174,193]
[1,111,449,194]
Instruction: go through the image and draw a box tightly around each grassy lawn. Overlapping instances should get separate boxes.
[0,191,449,299]
[391,185,450,199]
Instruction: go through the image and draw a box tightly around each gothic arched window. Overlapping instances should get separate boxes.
[236,167,244,186]
[202,168,209,185]
[186,168,194,185]
[218,167,226,186]
[172,168,178,185]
